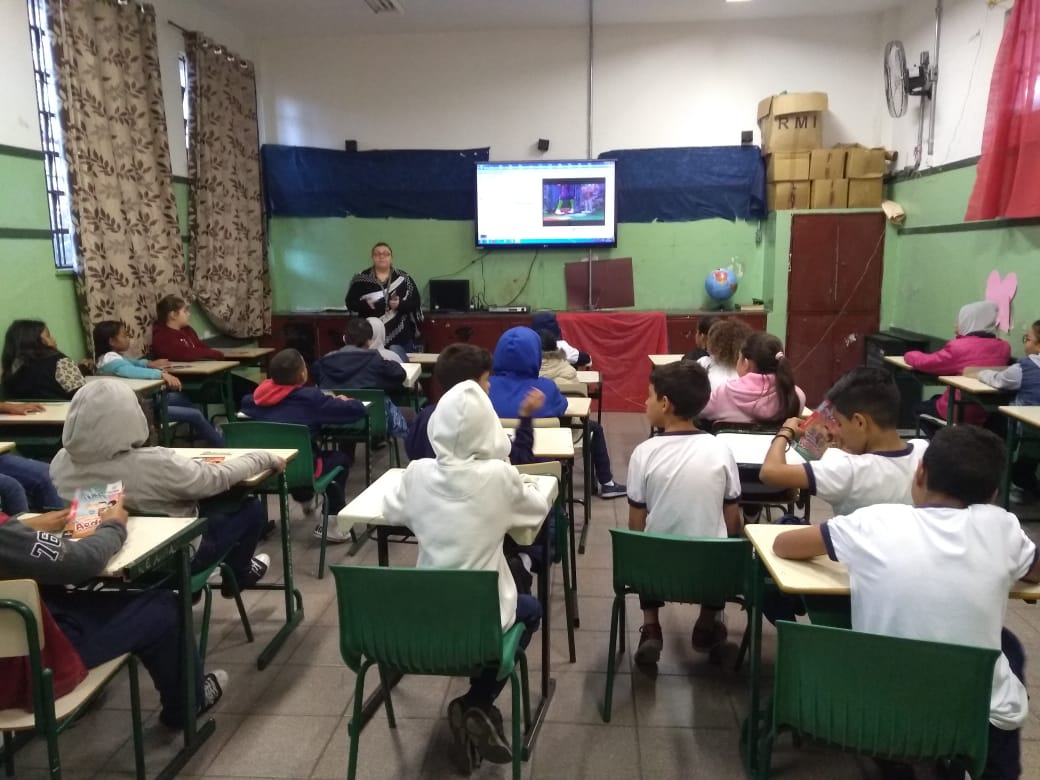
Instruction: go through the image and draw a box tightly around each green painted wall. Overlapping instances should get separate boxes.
[268,215,766,314]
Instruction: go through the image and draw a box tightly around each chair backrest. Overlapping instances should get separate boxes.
[773,621,998,777]
[711,421,780,435]
[329,565,503,675]
[609,529,750,605]
[0,579,44,658]
[498,417,561,429]
[327,388,388,440]
[220,421,318,491]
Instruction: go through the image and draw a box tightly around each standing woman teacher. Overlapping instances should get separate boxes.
[344,242,423,360]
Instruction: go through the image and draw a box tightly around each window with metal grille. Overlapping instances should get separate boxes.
[178,52,189,150]
[26,0,77,271]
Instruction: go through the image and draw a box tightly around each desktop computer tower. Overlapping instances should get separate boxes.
[866,328,941,430]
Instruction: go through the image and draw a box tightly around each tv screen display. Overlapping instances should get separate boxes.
[475,159,617,248]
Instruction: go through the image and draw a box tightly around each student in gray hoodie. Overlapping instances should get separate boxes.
[49,380,285,593]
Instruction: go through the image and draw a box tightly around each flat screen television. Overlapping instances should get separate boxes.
[475,159,617,248]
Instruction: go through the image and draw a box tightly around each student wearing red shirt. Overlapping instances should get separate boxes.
[150,295,225,362]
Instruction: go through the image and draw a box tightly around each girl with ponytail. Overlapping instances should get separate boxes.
[700,332,805,424]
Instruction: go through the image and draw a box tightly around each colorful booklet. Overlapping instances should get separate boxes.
[795,401,837,461]
[65,481,123,538]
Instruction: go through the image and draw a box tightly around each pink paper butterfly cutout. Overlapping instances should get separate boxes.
[985,271,1017,332]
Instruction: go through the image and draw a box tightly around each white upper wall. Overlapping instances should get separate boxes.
[0,0,251,174]
[880,0,1009,170]
[257,13,885,160]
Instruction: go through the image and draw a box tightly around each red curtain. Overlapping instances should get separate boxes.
[966,0,1040,220]
[557,311,668,412]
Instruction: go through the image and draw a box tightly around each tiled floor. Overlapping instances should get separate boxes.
[11,411,1040,779]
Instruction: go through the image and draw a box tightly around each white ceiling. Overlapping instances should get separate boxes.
[205,0,905,38]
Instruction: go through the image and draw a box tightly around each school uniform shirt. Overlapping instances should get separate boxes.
[627,431,741,538]
[822,503,1038,729]
[805,440,928,516]
[382,381,549,630]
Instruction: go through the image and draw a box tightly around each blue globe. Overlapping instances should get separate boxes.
[705,268,739,301]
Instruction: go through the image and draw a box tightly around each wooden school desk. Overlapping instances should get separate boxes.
[0,402,69,458]
[0,402,69,426]
[0,442,14,455]
[336,468,560,755]
[218,346,274,366]
[575,369,603,425]
[405,352,439,366]
[171,447,302,668]
[999,405,1040,507]
[562,396,594,553]
[167,360,242,421]
[740,523,1040,777]
[648,354,683,367]
[938,374,1010,425]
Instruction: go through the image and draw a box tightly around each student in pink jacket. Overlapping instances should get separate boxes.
[700,332,805,425]
[904,301,1011,425]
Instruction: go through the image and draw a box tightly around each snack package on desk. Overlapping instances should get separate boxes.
[65,481,123,538]
[192,451,228,464]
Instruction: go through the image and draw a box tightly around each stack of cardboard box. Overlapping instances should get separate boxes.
[758,91,886,211]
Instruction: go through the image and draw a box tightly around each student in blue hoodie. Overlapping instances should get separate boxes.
[489,327,625,498]
[240,349,368,543]
[92,320,224,447]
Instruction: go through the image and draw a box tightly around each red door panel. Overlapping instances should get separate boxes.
[789,215,839,313]
[785,314,833,408]
[835,212,886,312]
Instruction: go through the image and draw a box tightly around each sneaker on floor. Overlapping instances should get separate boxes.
[464,705,511,764]
[691,618,727,653]
[447,696,479,773]
[312,523,353,544]
[633,623,664,667]
[598,481,627,499]
[199,669,228,715]
[222,553,270,597]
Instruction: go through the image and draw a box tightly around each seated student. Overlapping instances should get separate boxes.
[491,326,626,498]
[774,425,1040,780]
[904,300,1011,427]
[760,367,928,515]
[150,294,226,362]
[240,348,367,542]
[405,343,539,465]
[973,319,1040,497]
[627,361,742,666]
[49,381,283,595]
[682,314,719,362]
[693,318,752,390]
[537,328,584,391]
[0,401,64,510]
[383,380,547,769]
[531,311,591,367]
[700,332,805,425]
[0,498,227,727]
[1,319,85,400]
[365,317,403,363]
[93,320,224,447]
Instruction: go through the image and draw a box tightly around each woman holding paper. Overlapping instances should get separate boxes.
[345,242,423,359]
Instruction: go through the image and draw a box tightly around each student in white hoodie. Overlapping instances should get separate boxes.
[50,380,286,594]
[382,379,548,770]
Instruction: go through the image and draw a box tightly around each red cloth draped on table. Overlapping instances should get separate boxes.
[966,0,1040,220]
[556,312,668,412]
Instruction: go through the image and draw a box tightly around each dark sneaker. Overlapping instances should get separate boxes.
[222,553,270,597]
[691,619,727,653]
[598,481,627,499]
[633,623,664,667]
[464,705,511,764]
[447,696,479,773]
[200,669,228,714]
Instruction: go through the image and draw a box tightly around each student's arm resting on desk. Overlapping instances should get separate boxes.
[772,525,827,559]
[98,357,162,381]
[160,450,285,500]
[508,469,552,531]
[902,344,958,374]
[309,389,367,424]
[977,364,1023,391]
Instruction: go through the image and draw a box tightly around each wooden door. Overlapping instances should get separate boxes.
[786,213,885,406]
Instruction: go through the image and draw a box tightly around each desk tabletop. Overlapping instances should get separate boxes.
[0,402,69,425]
[939,375,1004,394]
[503,427,575,459]
[716,432,806,467]
[882,355,911,370]
[85,375,165,395]
[648,354,683,367]
[745,523,1040,599]
[563,396,592,418]
[999,405,1040,428]
[219,347,275,360]
[401,363,422,388]
[169,447,299,487]
[101,515,206,579]
[575,370,601,384]
[337,468,559,545]
[167,360,241,375]
[406,353,439,366]
[0,442,15,454]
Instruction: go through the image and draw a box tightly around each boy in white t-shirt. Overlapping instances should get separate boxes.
[628,361,742,667]
[774,426,1040,780]
[760,366,928,516]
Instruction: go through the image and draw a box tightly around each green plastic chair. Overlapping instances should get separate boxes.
[759,621,999,780]
[322,389,399,486]
[330,566,532,780]
[602,529,752,722]
[0,579,146,779]
[221,421,345,579]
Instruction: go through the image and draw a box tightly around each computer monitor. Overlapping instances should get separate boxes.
[428,279,471,312]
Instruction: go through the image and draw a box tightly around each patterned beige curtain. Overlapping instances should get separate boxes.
[48,0,188,356]
[184,34,271,337]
